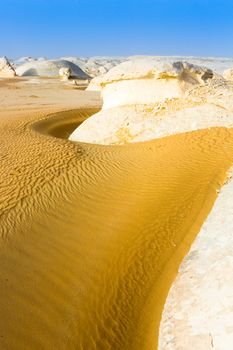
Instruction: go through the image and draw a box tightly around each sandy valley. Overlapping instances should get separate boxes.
[1,56,233,350]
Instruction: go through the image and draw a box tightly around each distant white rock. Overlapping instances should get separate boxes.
[15,59,90,79]
[11,55,233,77]
[0,57,16,78]
[16,56,35,63]
[60,56,87,71]
[128,55,233,75]
[37,57,47,61]
[223,68,233,81]
[12,56,127,79]
[83,58,111,77]
[60,56,126,78]
[12,56,47,68]
[69,59,229,144]
[59,67,72,81]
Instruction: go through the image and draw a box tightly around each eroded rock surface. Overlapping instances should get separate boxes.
[69,59,231,144]
[16,59,90,80]
[59,67,72,81]
[223,68,233,81]
[159,175,233,350]
[0,56,16,78]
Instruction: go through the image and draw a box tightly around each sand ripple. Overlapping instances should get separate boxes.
[1,109,233,349]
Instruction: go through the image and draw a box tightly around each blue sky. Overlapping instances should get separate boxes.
[1,0,233,58]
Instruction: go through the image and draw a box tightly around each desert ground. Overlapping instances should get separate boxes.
[1,56,233,349]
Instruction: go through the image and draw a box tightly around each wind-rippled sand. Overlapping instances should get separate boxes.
[1,108,233,349]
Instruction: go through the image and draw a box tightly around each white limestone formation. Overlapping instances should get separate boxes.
[60,56,126,77]
[0,57,16,78]
[159,175,233,350]
[223,68,233,81]
[59,67,72,81]
[100,60,217,110]
[86,75,103,91]
[69,59,228,144]
[16,59,90,79]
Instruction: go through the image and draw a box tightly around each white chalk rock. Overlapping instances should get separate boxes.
[60,57,87,71]
[86,75,103,91]
[0,57,16,78]
[70,59,227,144]
[16,59,90,79]
[59,67,72,81]
[69,102,233,145]
[159,177,233,350]
[83,57,126,77]
[56,56,126,77]
[223,68,233,81]
[98,59,216,110]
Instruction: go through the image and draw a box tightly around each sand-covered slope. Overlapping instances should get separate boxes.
[68,59,233,349]
[16,59,90,79]
[1,66,233,349]
[1,97,233,349]
[69,59,233,144]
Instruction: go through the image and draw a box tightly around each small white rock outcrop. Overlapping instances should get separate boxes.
[159,176,233,350]
[86,75,103,91]
[59,67,72,81]
[0,57,16,78]
[223,68,233,81]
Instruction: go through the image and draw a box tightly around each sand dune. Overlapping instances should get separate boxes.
[1,97,233,349]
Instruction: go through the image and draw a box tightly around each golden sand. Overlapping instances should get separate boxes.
[1,104,233,349]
